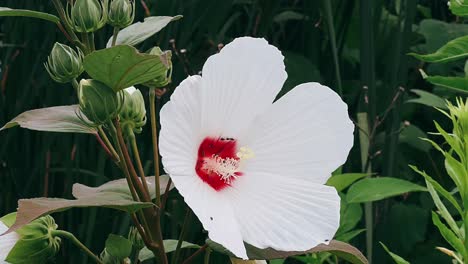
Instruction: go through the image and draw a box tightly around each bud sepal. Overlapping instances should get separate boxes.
[78,79,123,125]
[45,43,84,83]
[108,0,135,28]
[1,213,61,264]
[67,0,108,33]
[120,87,146,135]
[142,47,173,88]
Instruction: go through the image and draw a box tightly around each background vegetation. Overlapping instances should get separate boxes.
[0,0,465,263]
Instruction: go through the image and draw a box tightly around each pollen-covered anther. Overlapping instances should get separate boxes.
[202,155,240,184]
[236,147,254,160]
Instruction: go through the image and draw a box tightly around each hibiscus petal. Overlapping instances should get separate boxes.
[200,37,287,138]
[0,222,19,262]
[225,173,340,251]
[160,75,202,176]
[172,176,248,259]
[240,82,354,184]
[160,76,248,259]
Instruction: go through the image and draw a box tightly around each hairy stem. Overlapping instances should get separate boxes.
[149,88,162,206]
[128,131,151,198]
[52,230,103,264]
[111,27,120,47]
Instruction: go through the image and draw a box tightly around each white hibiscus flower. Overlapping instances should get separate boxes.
[0,221,19,263]
[159,37,354,259]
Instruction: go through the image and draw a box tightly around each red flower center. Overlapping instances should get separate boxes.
[195,137,243,191]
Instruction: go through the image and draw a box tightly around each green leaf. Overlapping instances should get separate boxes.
[83,45,170,92]
[399,124,432,153]
[406,89,448,109]
[107,16,183,47]
[448,0,468,16]
[273,11,308,23]
[5,179,156,234]
[105,234,133,259]
[382,204,429,253]
[410,165,463,216]
[417,19,468,53]
[431,211,467,258]
[336,229,366,243]
[73,175,173,200]
[337,196,363,234]
[0,105,97,134]
[445,155,467,195]
[409,35,468,63]
[380,242,410,264]
[346,177,427,203]
[425,179,462,237]
[0,7,60,24]
[419,70,468,94]
[207,239,368,264]
[138,240,200,261]
[326,173,371,192]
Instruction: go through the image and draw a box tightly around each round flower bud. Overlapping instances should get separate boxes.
[108,0,135,28]
[79,79,122,125]
[143,47,173,88]
[44,43,84,83]
[0,213,61,263]
[119,87,147,135]
[69,0,107,32]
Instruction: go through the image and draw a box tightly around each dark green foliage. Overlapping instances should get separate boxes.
[0,0,465,263]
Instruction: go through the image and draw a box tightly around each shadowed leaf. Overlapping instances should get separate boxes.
[409,35,468,63]
[107,16,182,47]
[207,239,367,264]
[0,7,59,23]
[0,105,97,134]
[2,176,174,234]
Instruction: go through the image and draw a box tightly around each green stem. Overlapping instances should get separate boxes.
[72,79,80,97]
[81,33,90,54]
[89,33,96,52]
[323,0,343,96]
[112,27,120,47]
[128,131,151,199]
[357,112,373,263]
[149,88,162,207]
[98,126,119,162]
[51,0,86,51]
[52,230,103,264]
[114,119,151,202]
[204,248,211,264]
[172,210,192,264]
[112,119,168,264]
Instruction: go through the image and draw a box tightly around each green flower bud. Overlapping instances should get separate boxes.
[44,43,84,83]
[69,0,108,32]
[127,226,144,250]
[1,213,61,264]
[108,0,135,28]
[79,79,122,125]
[100,249,130,264]
[120,87,146,135]
[143,47,172,88]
